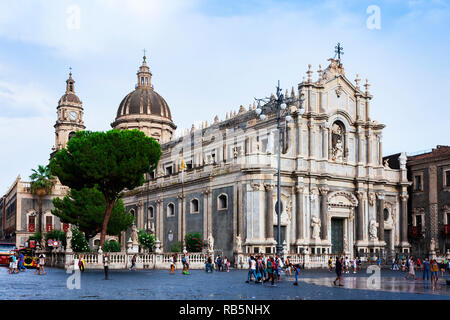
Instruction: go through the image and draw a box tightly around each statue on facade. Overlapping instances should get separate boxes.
[131,224,139,246]
[311,216,321,240]
[331,123,344,161]
[369,220,378,240]
[384,158,390,169]
[207,233,214,251]
[66,226,73,253]
[430,238,436,252]
[235,234,242,253]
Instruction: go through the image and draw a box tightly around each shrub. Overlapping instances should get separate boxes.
[103,240,121,252]
[71,227,90,252]
[138,229,155,251]
[170,241,182,253]
[184,232,206,252]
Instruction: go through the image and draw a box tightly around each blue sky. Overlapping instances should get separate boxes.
[0,0,449,193]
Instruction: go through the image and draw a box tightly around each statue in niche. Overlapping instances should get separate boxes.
[430,238,436,252]
[235,234,242,253]
[369,220,378,240]
[207,233,214,251]
[311,216,321,240]
[331,122,344,161]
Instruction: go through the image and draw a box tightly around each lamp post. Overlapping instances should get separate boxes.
[255,80,305,256]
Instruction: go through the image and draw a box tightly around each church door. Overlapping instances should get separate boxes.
[331,218,344,254]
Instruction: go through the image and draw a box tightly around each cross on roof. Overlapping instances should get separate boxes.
[334,43,344,61]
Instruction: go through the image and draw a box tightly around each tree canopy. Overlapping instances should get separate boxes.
[49,129,161,247]
[52,187,135,240]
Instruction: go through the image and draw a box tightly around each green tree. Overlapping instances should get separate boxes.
[29,165,55,234]
[71,227,90,252]
[49,129,161,248]
[138,229,155,251]
[184,232,206,252]
[52,187,134,240]
[103,240,121,252]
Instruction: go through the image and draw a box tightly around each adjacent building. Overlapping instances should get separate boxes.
[407,145,450,257]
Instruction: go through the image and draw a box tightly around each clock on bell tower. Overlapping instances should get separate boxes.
[53,71,85,151]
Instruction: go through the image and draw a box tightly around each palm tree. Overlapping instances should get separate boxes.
[30,165,55,234]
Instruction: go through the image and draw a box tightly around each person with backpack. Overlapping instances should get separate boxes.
[264,256,275,286]
[78,254,85,272]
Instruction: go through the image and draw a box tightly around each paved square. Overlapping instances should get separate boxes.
[1,267,450,300]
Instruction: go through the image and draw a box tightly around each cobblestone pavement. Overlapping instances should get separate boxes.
[1,266,450,300]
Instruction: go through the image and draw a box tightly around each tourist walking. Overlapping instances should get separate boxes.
[422,258,431,282]
[18,252,26,272]
[344,257,349,273]
[357,257,362,271]
[328,257,333,272]
[284,256,292,278]
[264,256,275,286]
[431,259,439,287]
[169,254,175,274]
[78,254,85,272]
[275,254,283,281]
[333,257,344,286]
[104,252,109,280]
[35,254,46,275]
[205,255,213,272]
[439,259,447,277]
[353,257,357,273]
[405,257,415,280]
[182,253,190,275]
[130,254,137,271]
[246,256,257,283]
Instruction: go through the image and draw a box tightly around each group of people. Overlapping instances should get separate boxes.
[245,254,302,286]
[8,252,26,274]
[168,253,191,275]
[8,252,47,275]
[399,256,449,286]
[328,256,362,274]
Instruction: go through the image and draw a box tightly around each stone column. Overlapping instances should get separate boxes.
[156,199,163,249]
[377,193,385,242]
[366,129,372,165]
[295,185,304,241]
[357,127,363,164]
[356,191,365,241]
[308,121,314,158]
[378,134,383,166]
[322,126,328,160]
[177,193,185,243]
[137,200,144,229]
[319,187,329,240]
[400,193,409,244]
[264,183,274,239]
[203,189,209,242]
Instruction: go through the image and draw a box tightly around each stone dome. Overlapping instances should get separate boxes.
[59,92,81,104]
[111,54,176,143]
[116,87,172,120]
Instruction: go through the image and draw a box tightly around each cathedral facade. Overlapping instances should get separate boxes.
[113,55,411,260]
[1,53,412,261]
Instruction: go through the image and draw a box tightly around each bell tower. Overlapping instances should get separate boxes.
[53,70,85,151]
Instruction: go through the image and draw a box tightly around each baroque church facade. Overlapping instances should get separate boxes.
[111,55,411,260]
[1,53,412,260]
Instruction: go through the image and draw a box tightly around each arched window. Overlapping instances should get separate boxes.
[68,131,76,140]
[148,206,154,219]
[218,194,228,210]
[167,203,175,217]
[383,208,389,221]
[141,77,144,85]
[190,199,199,213]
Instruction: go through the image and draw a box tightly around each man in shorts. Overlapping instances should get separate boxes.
[333,256,344,286]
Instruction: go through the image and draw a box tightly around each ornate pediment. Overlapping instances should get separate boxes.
[327,191,358,208]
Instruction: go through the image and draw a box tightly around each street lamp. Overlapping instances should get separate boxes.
[255,80,305,256]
